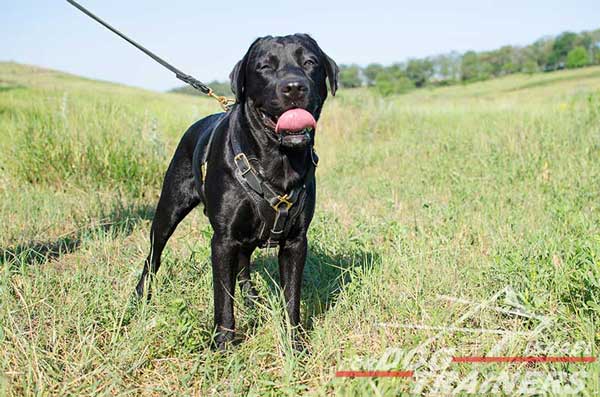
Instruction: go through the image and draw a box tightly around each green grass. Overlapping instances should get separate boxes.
[1,61,599,395]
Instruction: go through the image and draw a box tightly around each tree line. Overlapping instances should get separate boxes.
[339,28,600,95]
[170,28,600,97]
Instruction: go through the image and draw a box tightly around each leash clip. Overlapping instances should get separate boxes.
[207,89,236,111]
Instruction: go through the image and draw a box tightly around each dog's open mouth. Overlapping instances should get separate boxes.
[277,108,316,148]
[258,107,316,148]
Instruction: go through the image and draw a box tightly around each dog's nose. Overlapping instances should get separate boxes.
[281,80,308,99]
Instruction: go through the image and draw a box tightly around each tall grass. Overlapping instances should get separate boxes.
[1,62,599,395]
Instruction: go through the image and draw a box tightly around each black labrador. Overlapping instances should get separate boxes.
[134,34,338,349]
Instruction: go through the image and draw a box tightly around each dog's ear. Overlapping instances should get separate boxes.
[229,55,248,103]
[322,53,339,96]
[230,38,265,103]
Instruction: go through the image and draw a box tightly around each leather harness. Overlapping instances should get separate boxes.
[198,113,318,248]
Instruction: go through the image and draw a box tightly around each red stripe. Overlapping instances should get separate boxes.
[452,356,596,363]
[335,370,414,378]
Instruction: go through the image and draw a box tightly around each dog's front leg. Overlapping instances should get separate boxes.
[211,235,238,349]
[278,235,307,347]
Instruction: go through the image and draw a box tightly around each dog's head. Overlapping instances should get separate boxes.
[230,34,338,149]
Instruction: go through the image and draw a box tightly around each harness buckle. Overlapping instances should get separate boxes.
[234,153,252,175]
[272,194,293,211]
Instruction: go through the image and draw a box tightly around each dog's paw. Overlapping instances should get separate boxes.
[213,340,231,352]
[212,328,235,352]
[292,337,308,354]
[240,281,261,309]
[243,293,262,309]
[121,290,147,325]
[290,328,310,355]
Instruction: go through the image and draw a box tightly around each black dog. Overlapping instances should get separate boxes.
[134,34,338,349]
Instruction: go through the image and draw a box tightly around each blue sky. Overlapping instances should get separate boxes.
[2,0,599,91]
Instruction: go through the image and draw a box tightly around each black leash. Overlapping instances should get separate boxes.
[65,0,235,111]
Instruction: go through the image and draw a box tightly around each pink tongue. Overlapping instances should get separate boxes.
[275,108,316,133]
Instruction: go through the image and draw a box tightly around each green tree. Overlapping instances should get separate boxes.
[373,67,414,96]
[576,32,593,51]
[591,29,600,64]
[522,60,539,75]
[461,50,496,82]
[461,51,479,82]
[547,32,578,69]
[364,63,384,86]
[338,65,362,88]
[566,46,590,68]
[484,46,518,77]
[432,52,461,83]
[527,37,554,70]
[405,58,434,87]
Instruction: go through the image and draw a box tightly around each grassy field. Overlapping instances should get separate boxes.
[1,61,599,395]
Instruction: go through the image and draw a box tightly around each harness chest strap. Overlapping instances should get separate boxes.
[233,151,315,247]
[198,115,317,248]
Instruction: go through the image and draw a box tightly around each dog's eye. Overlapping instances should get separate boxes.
[303,59,316,67]
[257,64,272,71]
